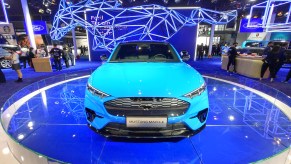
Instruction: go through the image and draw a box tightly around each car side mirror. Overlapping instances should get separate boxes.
[100,54,108,62]
[180,50,190,61]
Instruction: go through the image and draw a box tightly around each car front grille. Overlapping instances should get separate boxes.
[104,97,189,117]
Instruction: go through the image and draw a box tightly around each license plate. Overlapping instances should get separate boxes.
[126,116,167,128]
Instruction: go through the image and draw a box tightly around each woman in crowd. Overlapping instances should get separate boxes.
[5,49,23,82]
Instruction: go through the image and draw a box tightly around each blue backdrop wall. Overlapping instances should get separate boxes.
[86,9,197,61]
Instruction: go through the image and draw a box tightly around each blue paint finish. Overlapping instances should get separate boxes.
[86,52,208,130]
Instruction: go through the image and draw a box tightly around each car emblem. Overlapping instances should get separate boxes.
[139,104,154,110]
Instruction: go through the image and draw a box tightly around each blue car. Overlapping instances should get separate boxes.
[85,41,209,137]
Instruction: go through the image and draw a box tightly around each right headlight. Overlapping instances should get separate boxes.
[87,83,110,98]
[183,82,206,99]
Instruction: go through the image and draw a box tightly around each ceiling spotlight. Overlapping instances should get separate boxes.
[43,2,50,7]
[4,3,10,9]
[284,12,289,17]
[175,0,181,3]
[39,8,44,14]
[46,8,52,14]
[249,0,256,2]
[277,11,283,17]
[65,0,73,5]
[163,0,169,4]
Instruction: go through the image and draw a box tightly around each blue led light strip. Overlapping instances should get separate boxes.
[0,0,9,24]
[51,0,237,51]
[249,0,291,32]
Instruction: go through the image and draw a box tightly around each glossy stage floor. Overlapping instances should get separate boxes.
[1,73,291,164]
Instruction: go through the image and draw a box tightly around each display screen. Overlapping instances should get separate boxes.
[239,18,264,33]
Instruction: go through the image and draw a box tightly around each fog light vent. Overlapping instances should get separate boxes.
[85,108,103,122]
[197,108,208,123]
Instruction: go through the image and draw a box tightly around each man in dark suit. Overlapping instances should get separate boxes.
[197,43,204,60]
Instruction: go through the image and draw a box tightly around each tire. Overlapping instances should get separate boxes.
[0,59,12,69]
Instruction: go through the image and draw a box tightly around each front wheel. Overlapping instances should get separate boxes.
[0,59,12,68]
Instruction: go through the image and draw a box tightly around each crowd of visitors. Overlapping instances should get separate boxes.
[0,43,77,83]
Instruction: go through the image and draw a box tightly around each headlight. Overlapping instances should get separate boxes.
[87,83,110,98]
[184,82,206,99]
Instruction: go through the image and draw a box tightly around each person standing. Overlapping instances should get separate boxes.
[5,50,23,82]
[80,46,84,56]
[266,45,281,82]
[62,45,70,68]
[204,44,209,57]
[28,47,35,68]
[50,44,63,71]
[260,42,273,80]
[222,43,229,54]
[212,44,217,56]
[197,43,204,60]
[20,46,28,68]
[0,57,6,83]
[275,42,287,76]
[227,42,239,73]
[68,47,75,66]
[216,44,221,56]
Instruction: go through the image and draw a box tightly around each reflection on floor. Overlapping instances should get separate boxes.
[5,77,291,164]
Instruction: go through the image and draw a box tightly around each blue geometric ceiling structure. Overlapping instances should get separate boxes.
[50,0,237,51]
[0,0,9,24]
[248,0,291,32]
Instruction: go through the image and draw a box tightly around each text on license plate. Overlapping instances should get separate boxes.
[126,116,167,128]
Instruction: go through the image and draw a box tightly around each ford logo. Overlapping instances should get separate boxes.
[243,22,260,29]
[32,25,45,32]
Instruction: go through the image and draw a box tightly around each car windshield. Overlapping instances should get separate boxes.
[109,43,181,63]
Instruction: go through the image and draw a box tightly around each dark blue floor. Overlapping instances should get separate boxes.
[5,77,291,164]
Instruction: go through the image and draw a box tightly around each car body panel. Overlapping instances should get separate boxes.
[84,41,209,137]
[88,62,204,98]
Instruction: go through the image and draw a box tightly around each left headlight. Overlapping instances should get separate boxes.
[87,83,110,98]
[183,82,206,99]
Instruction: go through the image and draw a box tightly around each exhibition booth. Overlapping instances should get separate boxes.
[1,70,291,164]
[1,0,291,164]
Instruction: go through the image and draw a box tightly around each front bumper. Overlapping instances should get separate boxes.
[84,89,209,137]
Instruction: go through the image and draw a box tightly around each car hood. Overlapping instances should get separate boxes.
[88,62,205,97]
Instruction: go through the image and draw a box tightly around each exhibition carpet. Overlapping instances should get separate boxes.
[0,57,290,108]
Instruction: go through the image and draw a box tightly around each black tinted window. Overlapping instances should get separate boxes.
[109,43,180,62]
